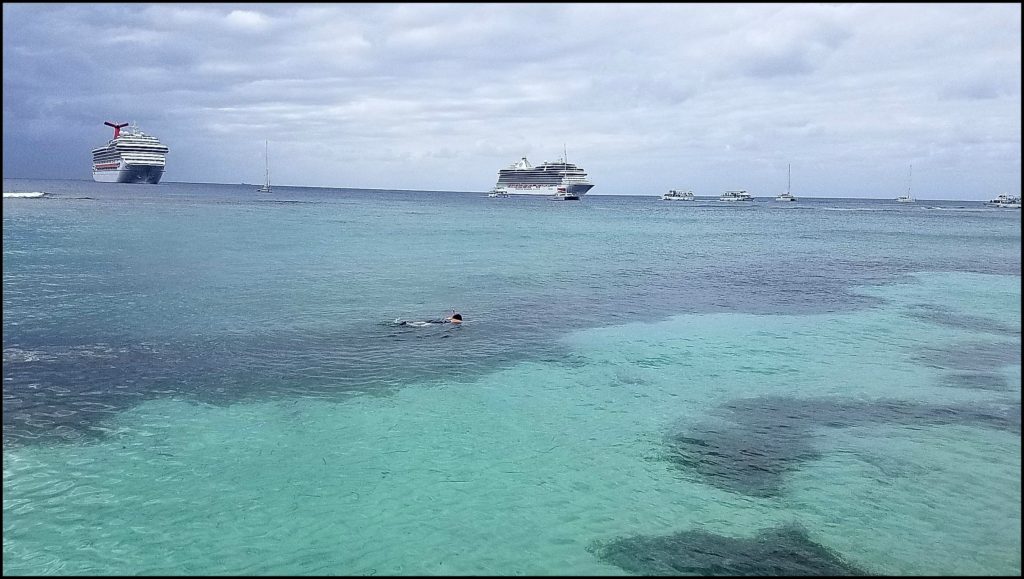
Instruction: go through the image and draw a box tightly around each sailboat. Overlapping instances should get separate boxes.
[896,164,914,203]
[551,143,581,200]
[256,140,272,193]
[776,163,796,201]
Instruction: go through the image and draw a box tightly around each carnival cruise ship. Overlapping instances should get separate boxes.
[91,121,169,184]
[492,156,594,198]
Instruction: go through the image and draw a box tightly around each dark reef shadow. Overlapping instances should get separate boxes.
[663,395,1021,498]
[590,523,866,576]
[902,303,1020,337]
[938,372,1015,392]
[911,340,1020,372]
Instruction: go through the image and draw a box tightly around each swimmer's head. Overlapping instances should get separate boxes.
[450,313,462,323]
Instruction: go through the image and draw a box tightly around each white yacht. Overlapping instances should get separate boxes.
[988,193,1021,208]
[487,188,510,198]
[551,185,580,201]
[719,189,754,202]
[661,189,695,201]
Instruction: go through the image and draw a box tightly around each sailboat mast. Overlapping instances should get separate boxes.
[908,164,912,197]
[787,163,791,194]
[265,140,270,188]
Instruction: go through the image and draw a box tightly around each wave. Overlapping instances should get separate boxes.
[816,206,900,212]
[924,206,1017,212]
[4,191,47,198]
[3,344,139,364]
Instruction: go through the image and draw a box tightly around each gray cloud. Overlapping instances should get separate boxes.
[3,3,1020,199]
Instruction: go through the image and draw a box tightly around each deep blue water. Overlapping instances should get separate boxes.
[3,178,1020,575]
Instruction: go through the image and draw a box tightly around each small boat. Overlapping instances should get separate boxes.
[988,193,1021,208]
[661,189,695,201]
[256,140,272,193]
[551,185,580,200]
[719,189,753,202]
[896,164,914,203]
[776,164,796,201]
[487,188,510,198]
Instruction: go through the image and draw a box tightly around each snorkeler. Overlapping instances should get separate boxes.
[397,310,462,326]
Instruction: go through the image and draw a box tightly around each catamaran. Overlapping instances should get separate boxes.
[776,164,796,201]
[896,164,914,203]
[257,140,272,193]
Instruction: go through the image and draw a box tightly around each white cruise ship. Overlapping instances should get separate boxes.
[91,121,169,184]
[492,156,594,198]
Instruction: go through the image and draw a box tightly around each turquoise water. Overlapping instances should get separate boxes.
[3,179,1020,575]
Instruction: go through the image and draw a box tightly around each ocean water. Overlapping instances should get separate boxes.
[3,178,1020,575]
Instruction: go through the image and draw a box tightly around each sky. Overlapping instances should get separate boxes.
[2,3,1020,199]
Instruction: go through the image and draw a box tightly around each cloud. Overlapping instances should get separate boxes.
[2,3,1020,199]
[224,9,270,32]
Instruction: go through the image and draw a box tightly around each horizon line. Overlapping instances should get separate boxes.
[2,177,1017,203]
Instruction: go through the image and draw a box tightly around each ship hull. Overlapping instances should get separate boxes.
[496,183,594,197]
[93,164,164,184]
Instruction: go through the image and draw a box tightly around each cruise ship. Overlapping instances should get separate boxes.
[492,156,594,198]
[91,121,169,184]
